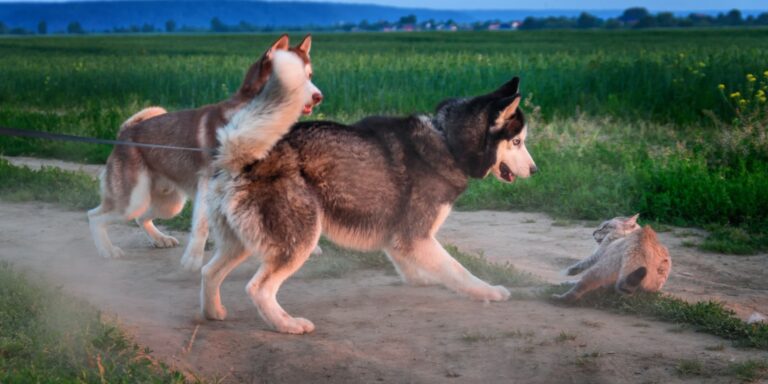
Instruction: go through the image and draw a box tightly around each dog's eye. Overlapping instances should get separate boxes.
[512,138,521,146]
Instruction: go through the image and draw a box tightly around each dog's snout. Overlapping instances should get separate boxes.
[529,165,538,175]
[312,92,323,105]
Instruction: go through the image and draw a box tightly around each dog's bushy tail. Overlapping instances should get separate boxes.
[215,50,308,174]
[119,106,167,133]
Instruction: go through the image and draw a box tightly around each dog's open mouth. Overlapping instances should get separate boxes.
[302,104,314,115]
[499,162,515,182]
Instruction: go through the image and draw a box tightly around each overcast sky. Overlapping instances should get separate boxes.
[0,0,763,11]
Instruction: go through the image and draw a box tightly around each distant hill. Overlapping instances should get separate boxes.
[0,1,628,32]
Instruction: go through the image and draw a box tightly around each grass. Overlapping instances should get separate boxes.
[0,261,187,383]
[0,157,98,209]
[545,285,768,350]
[2,30,768,253]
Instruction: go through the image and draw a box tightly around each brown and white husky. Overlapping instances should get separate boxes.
[88,34,322,270]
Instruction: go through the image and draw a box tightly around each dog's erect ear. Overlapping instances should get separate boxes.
[297,34,312,55]
[628,213,640,226]
[265,34,290,60]
[493,76,520,97]
[490,94,521,133]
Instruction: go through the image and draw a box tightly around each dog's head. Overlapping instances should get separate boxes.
[237,34,322,115]
[435,77,537,183]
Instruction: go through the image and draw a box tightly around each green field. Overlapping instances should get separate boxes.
[1,29,767,251]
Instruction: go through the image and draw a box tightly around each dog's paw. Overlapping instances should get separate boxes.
[551,292,576,303]
[274,317,315,334]
[203,304,227,321]
[180,249,204,271]
[99,246,124,259]
[153,234,179,248]
[471,284,511,302]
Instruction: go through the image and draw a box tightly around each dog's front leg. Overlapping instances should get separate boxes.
[181,176,210,271]
[386,238,510,302]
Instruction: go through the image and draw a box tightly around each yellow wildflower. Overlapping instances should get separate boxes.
[739,99,748,106]
[764,70,768,78]
[717,84,726,90]
[747,74,757,82]
[730,92,741,99]
[760,96,767,103]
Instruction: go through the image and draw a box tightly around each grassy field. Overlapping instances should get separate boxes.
[0,29,767,252]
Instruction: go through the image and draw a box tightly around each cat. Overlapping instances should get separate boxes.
[553,214,671,302]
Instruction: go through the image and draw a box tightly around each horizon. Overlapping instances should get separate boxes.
[0,0,765,12]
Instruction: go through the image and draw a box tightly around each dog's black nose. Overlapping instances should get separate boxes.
[312,92,323,104]
[530,165,538,175]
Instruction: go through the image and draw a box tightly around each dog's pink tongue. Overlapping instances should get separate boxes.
[302,105,313,115]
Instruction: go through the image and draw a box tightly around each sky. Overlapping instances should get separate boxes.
[0,0,764,11]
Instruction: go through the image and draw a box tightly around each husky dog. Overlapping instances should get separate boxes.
[553,214,671,302]
[202,77,537,334]
[87,34,322,270]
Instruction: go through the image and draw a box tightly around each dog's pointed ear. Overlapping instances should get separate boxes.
[490,94,521,133]
[297,34,312,55]
[628,213,640,226]
[265,34,290,60]
[493,76,520,97]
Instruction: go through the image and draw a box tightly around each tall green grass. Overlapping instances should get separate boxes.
[1,29,767,252]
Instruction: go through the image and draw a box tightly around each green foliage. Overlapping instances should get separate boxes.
[444,244,541,287]
[0,158,99,209]
[546,285,768,349]
[0,261,187,383]
[0,30,766,253]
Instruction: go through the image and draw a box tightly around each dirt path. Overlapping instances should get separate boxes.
[1,157,767,383]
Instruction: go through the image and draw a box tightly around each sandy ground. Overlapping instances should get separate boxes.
[2,157,768,383]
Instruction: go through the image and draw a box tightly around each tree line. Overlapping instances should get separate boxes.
[1,7,767,35]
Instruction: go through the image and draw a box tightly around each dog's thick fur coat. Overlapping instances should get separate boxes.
[87,35,320,270]
[202,77,538,334]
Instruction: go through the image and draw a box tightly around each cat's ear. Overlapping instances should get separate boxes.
[627,213,640,226]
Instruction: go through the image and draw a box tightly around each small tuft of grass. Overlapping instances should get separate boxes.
[461,332,496,343]
[551,219,572,227]
[704,343,726,351]
[727,360,768,383]
[575,351,601,370]
[676,359,708,377]
[444,244,541,287]
[581,320,603,328]
[555,331,577,343]
[699,225,768,255]
[681,240,698,248]
[543,284,768,350]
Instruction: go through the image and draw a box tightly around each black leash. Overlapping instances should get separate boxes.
[0,126,214,153]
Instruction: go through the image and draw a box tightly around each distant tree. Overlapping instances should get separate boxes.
[576,12,602,28]
[619,7,650,24]
[655,12,676,27]
[635,15,657,28]
[141,23,155,33]
[757,12,768,25]
[210,17,227,32]
[37,20,47,34]
[397,14,417,26]
[724,9,743,25]
[165,19,176,33]
[0,21,7,34]
[605,18,622,29]
[67,21,84,34]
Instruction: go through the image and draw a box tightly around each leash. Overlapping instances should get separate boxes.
[0,126,214,153]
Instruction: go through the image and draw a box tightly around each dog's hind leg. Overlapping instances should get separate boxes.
[136,177,185,248]
[385,237,510,302]
[243,208,321,334]
[181,176,210,271]
[88,205,127,259]
[200,223,250,321]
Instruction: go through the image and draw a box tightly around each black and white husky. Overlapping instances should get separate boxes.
[203,77,537,334]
